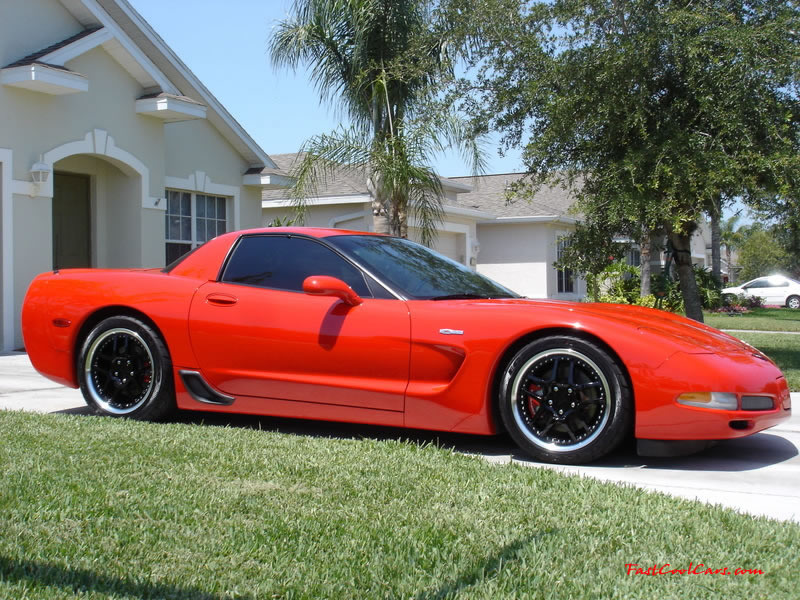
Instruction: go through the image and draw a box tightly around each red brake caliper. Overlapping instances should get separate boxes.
[527,384,542,412]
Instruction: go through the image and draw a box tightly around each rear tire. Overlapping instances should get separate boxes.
[77,316,174,420]
[499,335,632,464]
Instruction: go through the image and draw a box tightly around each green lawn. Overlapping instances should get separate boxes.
[703,308,800,332]
[1,411,798,599]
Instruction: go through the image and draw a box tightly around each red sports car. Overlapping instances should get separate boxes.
[22,227,791,463]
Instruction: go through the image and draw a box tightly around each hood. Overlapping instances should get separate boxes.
[479,298,765,357]
[722,286,742,294]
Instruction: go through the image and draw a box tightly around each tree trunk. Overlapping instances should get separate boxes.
[710,205,721,283]
[668,229,704,322]
[367,174,390,235]
[725,246,733,283]
[639,229,651,297]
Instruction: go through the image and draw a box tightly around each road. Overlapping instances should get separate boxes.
[2,351,798,523]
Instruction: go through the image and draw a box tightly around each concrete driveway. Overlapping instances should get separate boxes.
[2,351,798,523]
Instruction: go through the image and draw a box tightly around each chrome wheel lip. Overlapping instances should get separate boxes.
[84,328,155,415]
[510,348,612,453]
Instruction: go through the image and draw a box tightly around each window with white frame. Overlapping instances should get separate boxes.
[165,189,228,264]
[556,234,575,294]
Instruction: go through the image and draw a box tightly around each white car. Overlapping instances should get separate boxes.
[723,274,800,309]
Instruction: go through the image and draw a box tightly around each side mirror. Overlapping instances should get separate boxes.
[302,275,363,306]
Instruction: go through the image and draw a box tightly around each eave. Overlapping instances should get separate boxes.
[136,93,207,121]
[0,63,88,95]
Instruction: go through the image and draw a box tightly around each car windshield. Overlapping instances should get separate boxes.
[327,235,519,300]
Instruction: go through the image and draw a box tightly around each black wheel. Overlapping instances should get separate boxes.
[499,335,632,464]
[787,295,800,310]
[77,316,175,420]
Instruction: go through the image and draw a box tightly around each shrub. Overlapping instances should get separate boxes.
[722,293,764,310]
[594,263,721,313]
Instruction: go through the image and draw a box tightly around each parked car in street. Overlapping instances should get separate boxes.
[722,274,800,309]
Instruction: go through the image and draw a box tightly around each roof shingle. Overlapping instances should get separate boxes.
[4,26,103,70]
[262,153,369,200]
[447,173,579,219]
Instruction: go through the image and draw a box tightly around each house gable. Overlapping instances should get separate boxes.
[0,0,287,351]
[2,0,276,173]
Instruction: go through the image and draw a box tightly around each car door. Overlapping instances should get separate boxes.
[765,280,789,305]
[742,279,769,303]
[188,234,410,412]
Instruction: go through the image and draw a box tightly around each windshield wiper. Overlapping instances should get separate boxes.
[430,294,490,300]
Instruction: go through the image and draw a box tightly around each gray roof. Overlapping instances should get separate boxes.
[447,173,579,219]
[262,153,369,200]
[3,26,103,72]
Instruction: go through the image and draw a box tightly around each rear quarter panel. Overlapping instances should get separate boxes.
[22,270,205,388]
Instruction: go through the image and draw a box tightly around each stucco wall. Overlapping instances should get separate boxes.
[262,202,372,230]
[476,223,550,297]
[1,48,164,194]
[165,120,249,190]
[13,193,52,337]
[410,212,478,266]
[238,186,264,230]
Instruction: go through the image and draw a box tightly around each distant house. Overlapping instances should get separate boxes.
[262,153,492,267]
[447,173,585,300]
[0,0,290,351]
[263,157,585,299]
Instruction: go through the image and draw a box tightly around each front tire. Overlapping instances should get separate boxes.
[78,316,175,420]
[499,335,632,464]
[787,295,800,310]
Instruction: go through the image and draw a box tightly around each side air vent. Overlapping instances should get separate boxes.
[179,370,235,406]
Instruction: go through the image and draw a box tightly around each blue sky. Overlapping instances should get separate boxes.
[130,0,524,177]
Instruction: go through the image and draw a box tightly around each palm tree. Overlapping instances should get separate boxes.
[720,214,742,283]
[270,0,484,245]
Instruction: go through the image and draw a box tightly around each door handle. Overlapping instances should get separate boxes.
[206,293,238,306]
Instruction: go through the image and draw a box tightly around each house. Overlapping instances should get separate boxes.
[447,173,585,300]
[0,0,290,351]
[262,158,585,299]
[262,153,492,267]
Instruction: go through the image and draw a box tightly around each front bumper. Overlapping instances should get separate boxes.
[634,351,792,441]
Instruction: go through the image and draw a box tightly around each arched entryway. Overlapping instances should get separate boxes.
[45,130,149,269]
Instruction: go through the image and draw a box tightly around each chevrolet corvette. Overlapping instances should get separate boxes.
[22,227,792,463]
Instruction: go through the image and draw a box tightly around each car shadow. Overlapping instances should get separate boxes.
[167,410,799,473]
[507,432,798,472]
[54,405,797,472]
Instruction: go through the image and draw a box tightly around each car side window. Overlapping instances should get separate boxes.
[221,235,371,297]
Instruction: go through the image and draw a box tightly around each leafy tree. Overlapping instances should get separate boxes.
[445,0,800,321]
[270,0,484,245]
[749,198,800,278]
[737,228,790,281]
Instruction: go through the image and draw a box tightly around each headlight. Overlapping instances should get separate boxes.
[677,392,738,410]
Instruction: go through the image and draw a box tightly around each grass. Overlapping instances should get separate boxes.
[728,332,800,392]
[1,411,799,599]
[703,308,800,332]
